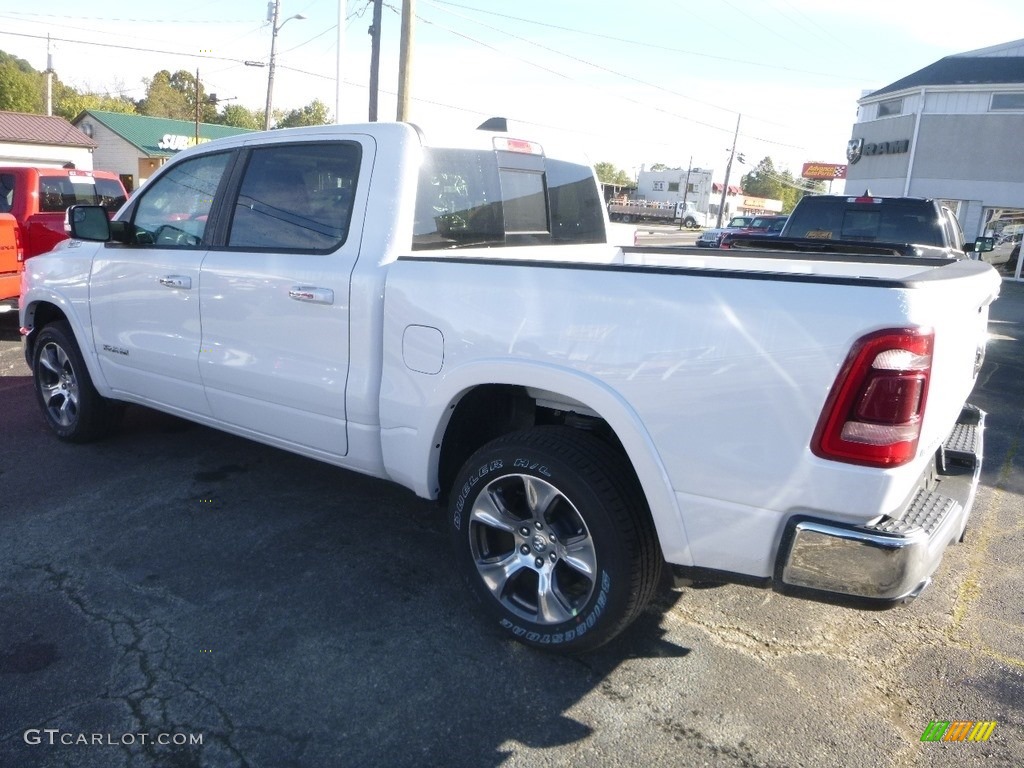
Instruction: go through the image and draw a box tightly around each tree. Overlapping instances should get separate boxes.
[0,52,43,113]
[740,156,783,200]
[741,157,827,212]
[138,69,216,122]
[593,162,633,187]
[274,99,332,129]
[53,80,136,122]
[649,163,669,172]
[219,103,264,130]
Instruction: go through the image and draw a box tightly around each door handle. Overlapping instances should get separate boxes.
[288,286,334,305]
[158,275,192,289]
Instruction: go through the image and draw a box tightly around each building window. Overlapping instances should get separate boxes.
[991,93,1024,111]
[877,98,903,118]
[668,182,679,192]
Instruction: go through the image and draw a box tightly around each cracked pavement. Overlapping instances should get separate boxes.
[1,282,1022,768]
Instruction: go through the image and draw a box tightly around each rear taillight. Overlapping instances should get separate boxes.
[812,328,933,467]
[14,224,24,262]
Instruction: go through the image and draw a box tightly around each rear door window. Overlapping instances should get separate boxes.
[227,142,361,252]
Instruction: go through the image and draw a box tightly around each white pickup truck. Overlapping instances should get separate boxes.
[20,122,1001,652]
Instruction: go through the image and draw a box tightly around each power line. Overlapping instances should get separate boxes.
[0,29,249,65]
[412,2,809,150]
[427,0,867,84]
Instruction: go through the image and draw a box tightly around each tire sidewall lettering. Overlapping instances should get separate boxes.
[453,459,504,530]
[495,570,612,645]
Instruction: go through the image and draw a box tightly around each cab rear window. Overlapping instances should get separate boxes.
[785,197,943,246]
[413,148,605,250]
[38,175,127,214]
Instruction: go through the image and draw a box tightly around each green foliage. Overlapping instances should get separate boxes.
[138,69,216,121]
[0,53,44,113]
[274,99,332,129]
[740,156,827,213]
[740,157,781,199]
[593,162,633,187]
[53,81,136,122]
[649,163,668,172]
[219,103,264,130]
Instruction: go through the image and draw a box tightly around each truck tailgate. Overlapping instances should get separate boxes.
[901,258,1001,458]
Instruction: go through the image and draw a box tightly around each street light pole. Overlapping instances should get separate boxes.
[264,0,306,130]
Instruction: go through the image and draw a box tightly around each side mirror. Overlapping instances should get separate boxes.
[968,235,994,253]
[67,205,111,241]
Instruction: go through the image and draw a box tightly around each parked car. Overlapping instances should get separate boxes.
[696,215,754,248]
[989,232,1022,268]
[778,194,980,258]
[719,215,788,249]
[0,167,127,312]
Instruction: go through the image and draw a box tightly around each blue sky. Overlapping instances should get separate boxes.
[2,1,1023,183]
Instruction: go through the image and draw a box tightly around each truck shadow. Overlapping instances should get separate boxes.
[0,404,692,768]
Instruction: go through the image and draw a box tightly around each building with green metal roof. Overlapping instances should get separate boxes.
[72,110,256,191]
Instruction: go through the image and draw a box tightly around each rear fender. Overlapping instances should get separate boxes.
[380,359,694,566]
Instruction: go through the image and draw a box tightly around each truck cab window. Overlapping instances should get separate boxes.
[413,149,504,250]
[131,152,231,248]
[0,173,14,212]
[227,142,360,252]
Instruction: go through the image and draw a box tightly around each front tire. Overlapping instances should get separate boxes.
[32,321,119,442]
[449,427,661,653]
[684,216,697,228]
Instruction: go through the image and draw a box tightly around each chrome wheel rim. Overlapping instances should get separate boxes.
[469,474,597,625]
[37,341,80,428]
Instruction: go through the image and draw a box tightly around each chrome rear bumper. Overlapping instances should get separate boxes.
[777,405,984,602]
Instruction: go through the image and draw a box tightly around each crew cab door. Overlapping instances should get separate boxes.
[89,151,232,414]
[197,138,365,457]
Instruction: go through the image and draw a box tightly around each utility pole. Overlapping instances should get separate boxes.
[264,0,307,130]
[716,114,741,228]
[336,0,346,123]
[195,69,200,143]
[265,0,280,130]
[678,156,692,231]
[396,0,414,121]
[368,0,383,121]
[45,35,53,117]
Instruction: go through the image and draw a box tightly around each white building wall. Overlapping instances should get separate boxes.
[635,168,713,212]
[0,143,93,169]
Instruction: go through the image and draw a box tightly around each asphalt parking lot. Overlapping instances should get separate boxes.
[1,280,1023,768]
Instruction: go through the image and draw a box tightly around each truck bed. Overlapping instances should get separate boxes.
[385,246,1000,577]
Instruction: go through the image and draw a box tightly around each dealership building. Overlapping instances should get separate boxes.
[847,38,1024,273]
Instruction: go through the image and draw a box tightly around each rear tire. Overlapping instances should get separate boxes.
[32,321,120,442]
[449,427,661,653]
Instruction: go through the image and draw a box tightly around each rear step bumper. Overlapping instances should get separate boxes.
[776,404,985,603]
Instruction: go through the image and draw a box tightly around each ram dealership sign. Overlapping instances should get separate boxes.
[846,138,910,164]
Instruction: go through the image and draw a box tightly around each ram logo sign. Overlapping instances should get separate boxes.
[846,137,910,164]
[920,720,997,742]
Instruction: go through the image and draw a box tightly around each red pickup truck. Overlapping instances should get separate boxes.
[0,167,128,312]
